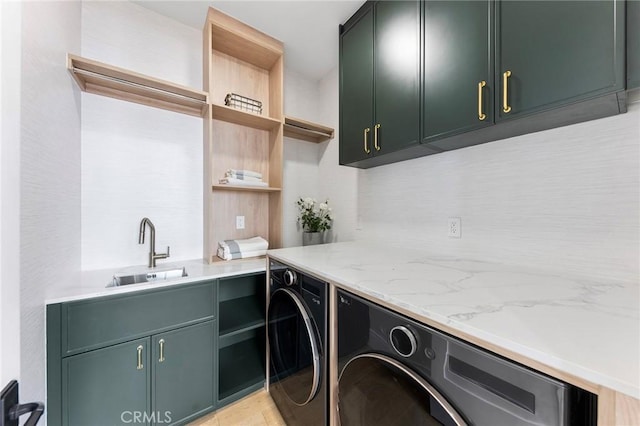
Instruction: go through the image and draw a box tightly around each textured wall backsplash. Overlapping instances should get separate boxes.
[81,2,203,269]
[356,99,640,282]
[20,0,81,403]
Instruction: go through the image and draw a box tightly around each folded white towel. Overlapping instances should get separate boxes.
[219,177,268,187]
[224,172,263,182]
[218,236,269,258]
[217,247,267,261]
[226,169,262,179]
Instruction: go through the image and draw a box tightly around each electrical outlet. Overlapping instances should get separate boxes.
[448,217,461,238]
[236,216,245,230]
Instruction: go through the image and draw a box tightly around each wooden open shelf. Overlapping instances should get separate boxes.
[212,184,281,193]
[284,115,335,143]
[211,103,281,130]
[208,9,282,70]
[204,7,284,263]
[67,54,208,117]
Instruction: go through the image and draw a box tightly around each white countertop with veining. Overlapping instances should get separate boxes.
[44,257,266,305]
[267,241,640,399]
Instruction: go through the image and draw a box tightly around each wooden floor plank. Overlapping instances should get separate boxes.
[189,389,285,426]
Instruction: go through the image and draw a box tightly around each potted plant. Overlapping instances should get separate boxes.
[297,197,333,246]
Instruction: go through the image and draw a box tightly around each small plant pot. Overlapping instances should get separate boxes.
[302,232,324,246]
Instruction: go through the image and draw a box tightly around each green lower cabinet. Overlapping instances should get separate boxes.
[49,276,267,426]
[152,321,215,425]
[62,338,151,426]
[628,0,640,90]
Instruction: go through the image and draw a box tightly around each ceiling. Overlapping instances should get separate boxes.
[134,0,365,81]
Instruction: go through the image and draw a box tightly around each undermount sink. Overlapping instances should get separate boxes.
[109,267,188,287]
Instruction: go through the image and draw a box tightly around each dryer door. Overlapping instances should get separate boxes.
[268,288,322,406]
[338,353,467,426]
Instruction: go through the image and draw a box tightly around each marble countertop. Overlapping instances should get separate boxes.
[45,257,266,305]
[267,241,639,399]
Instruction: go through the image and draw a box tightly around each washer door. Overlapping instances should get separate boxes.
[338,353,467,426]
[268,288,321,406]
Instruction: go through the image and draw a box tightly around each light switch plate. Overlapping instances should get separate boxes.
[236,216,245,230]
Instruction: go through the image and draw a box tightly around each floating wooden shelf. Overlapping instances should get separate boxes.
[284,116,334,143]
[212,184,281,193]
[211,103,281,130]
[67,54,208,117]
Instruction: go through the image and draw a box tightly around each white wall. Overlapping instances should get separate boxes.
[0,0,22,387]
[20,0,81,404]
[318,66,359,244]
[80,2,203,270]
[283,68,322,247]
[351,96,640,282]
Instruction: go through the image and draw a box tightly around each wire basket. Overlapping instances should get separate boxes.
[224,93,263,115]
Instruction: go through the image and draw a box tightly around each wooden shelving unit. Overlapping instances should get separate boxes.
[203,7,284,264]
[211,103,282,130]
[67,54,208,117]
[212,184,281,193]
[284,115,335,143]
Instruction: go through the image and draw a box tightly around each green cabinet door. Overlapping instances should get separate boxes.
[628,0,640,89]
[423,1,493,141]
[152,321,215,425]
[497,1,624,121]
[374,0,420,154]
[62,338,151,426]
[340,5,374,165]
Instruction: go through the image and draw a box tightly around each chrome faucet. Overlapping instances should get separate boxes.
[138,217,170,268]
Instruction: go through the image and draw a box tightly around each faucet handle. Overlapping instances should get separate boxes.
[166,246,170,257]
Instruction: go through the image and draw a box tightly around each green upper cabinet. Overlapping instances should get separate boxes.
[62,338,151,426]
[340,4,374,165]
[340,1,420,166]
[373,1,421,155]
[153,321,215,425]
[497,1,625,121]
[423,1,493,142]
[628,0,640,90]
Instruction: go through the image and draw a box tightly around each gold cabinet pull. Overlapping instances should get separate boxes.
[363,128,371,154]
[502,70,512,113]
[478,81,487,121]
[136,345,144,370]
[374,124,381,151]
[158,339,165,363]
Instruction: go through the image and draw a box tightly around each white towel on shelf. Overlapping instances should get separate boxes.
[219,177,268,187]
[224,172,263,182]
[226,169,263,179]
[217,247,267,261]
[218,236,269,258]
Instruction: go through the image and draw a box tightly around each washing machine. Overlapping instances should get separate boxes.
[337,289,596,426]
[267,259,328,425]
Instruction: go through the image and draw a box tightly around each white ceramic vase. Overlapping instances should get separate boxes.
[302,232,323,246]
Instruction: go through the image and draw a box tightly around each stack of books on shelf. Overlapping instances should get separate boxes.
[218,169,267,187]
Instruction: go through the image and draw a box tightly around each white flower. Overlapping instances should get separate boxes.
[319,203,328,211]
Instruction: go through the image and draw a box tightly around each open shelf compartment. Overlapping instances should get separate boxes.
[218,328,266,402]
[67,54,208,117]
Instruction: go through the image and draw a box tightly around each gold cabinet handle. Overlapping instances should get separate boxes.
[374,124,381,151]
[158,339,165,363]
[478,81,487,121]
[136,345,143,370]
[502,70,512,113]
[363,128,371,154]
